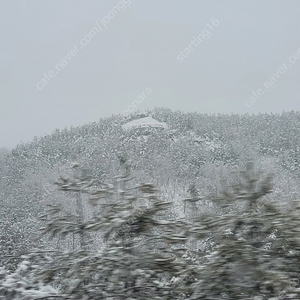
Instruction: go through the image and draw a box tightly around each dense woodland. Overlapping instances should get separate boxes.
[1,108,300,299]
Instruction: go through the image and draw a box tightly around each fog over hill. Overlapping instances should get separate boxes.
[1,108,300,298]
[0,108,299,252]
[2,1,300,297]
[2,1,300,149]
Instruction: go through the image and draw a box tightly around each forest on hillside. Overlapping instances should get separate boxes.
[1,108,300,299]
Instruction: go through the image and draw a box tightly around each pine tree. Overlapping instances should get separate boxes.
[0,159,190,299]
[189,162,300,299]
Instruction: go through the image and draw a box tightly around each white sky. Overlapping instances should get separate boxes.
[1,0,300,148]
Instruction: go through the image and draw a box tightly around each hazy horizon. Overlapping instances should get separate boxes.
[1,0,300,148]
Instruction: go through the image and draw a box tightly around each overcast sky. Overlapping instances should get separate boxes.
[1,0,300,148]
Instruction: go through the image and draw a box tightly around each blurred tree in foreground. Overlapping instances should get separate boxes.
[1,162,300,299]
[0,160,189,299]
